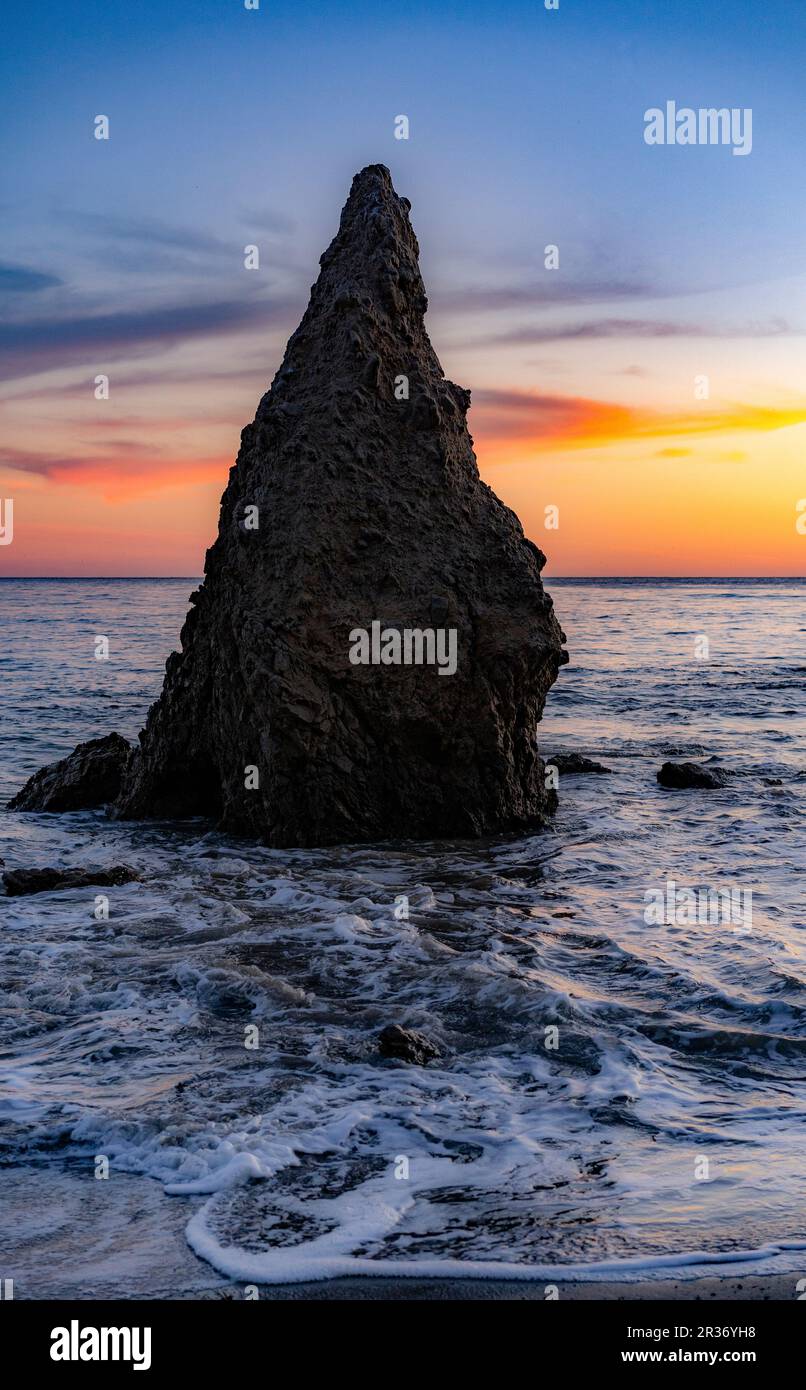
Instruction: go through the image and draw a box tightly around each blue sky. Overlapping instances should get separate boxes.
[5,0,805,303]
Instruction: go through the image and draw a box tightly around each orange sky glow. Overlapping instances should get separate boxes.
[2,357,805,577]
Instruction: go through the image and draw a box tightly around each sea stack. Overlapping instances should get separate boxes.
[119,165,567,844]
[28,166,567,846]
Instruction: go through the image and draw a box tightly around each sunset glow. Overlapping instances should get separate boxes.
[2,0,805,577]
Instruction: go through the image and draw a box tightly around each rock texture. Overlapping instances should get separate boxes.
[378,1024,441,1065]
[8,734,132,812]
[657,761,730,790]
[3,865,139,896]
[45,165,567,848]
[551,753,612,775]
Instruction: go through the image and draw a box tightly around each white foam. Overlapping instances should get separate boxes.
[186,1183,806,1285]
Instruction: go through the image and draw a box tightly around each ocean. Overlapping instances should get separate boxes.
[1,577,804,1296]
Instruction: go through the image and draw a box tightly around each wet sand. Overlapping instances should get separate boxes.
[6,1167,798,1302]
[238,1273,795,1301]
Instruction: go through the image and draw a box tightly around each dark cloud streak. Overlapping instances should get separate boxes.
[0,296,298,381]
[467,316,795,346]
[0,263,62,293]
[431,280,656,313]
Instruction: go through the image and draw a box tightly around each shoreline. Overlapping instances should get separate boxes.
[6,1171,801,1302]
[214,1274,797,1301]
[20,1276,802,1303]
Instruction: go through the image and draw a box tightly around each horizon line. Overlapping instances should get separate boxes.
[0,575,804,583]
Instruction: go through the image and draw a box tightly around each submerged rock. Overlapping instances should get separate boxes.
[657,761,731,789]
[378,1024,441,1065]
[8,734,132,812]
[551,753,612,775]
[3,865,140,896]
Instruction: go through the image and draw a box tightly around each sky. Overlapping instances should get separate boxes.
[2,0,806,576]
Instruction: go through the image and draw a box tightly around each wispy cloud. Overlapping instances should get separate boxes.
[0,295,296,381]
[0,363,271,402]
[61,210,234,256]
[59,209,304,278]
[431,279,656,314]
[0,443,228,500]
[472,389,806,452]
[0,262,62,293]
[471,316,795,347]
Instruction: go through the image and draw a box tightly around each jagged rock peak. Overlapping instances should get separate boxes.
[254,163,436,429]
[318,163,426,314]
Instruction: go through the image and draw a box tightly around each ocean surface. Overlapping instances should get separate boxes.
[1,577,805,1296]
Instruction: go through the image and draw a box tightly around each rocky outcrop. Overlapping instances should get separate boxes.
[114,166,567,846]
[13,166,567,848]
[8,734,132,812]
[3,865,140,896]
[378,1024,441,1064]
[657,761,731,789]
[551,753,612,775]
